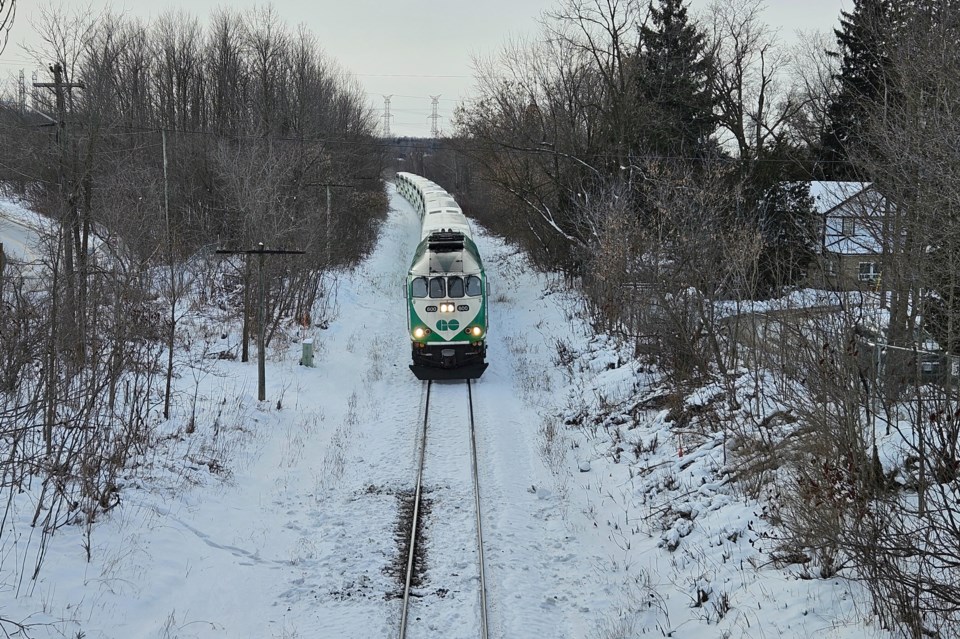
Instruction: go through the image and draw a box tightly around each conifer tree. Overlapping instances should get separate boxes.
[637,0,716,158]
[820,0,901,179]
[754,179,818,294]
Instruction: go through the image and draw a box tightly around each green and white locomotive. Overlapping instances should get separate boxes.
[396,171,488,380]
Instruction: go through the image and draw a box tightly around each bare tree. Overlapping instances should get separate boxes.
[458,20,620,271]
[786,30,840,154]
[0,0,15,55]
[0,3,384,589]
[706,0,807,161]
[758,9,960,634]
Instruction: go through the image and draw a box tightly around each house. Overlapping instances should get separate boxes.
[808,181,891,291]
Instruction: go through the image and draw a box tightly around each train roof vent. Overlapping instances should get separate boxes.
[428,231,465,252]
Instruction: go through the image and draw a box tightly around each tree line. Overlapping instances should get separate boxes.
[2,0,959,634]
[0,4,386,596]
[398,0,960,634]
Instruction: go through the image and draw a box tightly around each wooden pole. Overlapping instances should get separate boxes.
[215,245,305,402]
[326,185,331,267]
[242,256,250,363]
[162,129,175,419]
[257,243,266,401]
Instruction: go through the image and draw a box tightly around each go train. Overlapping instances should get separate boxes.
[395,172,488,380]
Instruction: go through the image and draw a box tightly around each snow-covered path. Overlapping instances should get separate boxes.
[2,185,890,639]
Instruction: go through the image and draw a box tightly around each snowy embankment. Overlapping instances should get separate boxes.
[0,197,54,267]
[1,186,887,638]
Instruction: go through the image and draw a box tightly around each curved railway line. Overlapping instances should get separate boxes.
[398,380,490,639]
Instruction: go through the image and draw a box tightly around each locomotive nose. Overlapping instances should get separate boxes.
[441,348,456,368]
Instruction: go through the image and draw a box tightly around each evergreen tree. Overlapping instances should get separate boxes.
[820,0,901,179]
[636,0,716,158]
[754,179,818,295]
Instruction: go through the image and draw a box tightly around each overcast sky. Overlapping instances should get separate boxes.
[2,0,847,138]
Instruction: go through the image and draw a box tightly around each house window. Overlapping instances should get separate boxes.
[842,218,856,236]
[858,262,880,281]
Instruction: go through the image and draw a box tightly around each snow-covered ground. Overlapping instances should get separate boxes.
[0,196,53,268]
[1,185,891,638]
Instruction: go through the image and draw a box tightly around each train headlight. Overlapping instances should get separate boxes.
[470,326,483,337]
[440,303,454,313]
[413,327,426,339]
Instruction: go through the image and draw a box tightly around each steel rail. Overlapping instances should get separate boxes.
[398,380,431,639]
[398,379,489,639]
[467,379,490,639]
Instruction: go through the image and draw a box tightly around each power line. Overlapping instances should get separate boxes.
[0,116,871,169]
[364,92,466,103]
[348,73,471,79]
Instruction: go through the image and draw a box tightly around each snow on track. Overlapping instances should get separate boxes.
[404,380,482,639]
[2,183,889,639]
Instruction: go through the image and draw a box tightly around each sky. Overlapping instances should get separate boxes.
[1,0,847,138]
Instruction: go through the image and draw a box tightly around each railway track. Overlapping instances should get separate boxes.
[398,379,489,639]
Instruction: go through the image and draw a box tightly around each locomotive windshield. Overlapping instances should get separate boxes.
[466,275,482,297]
[448,276,465,298]
[411,277,428,298]
[413,275,481,299]
[429,277,446,298]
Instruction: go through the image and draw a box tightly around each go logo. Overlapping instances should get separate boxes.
[436,319,460,331]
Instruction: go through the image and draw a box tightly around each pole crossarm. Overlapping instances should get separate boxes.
[215,243,306,401]
[215,248,306,255]
[302,182,355,189]
[32,82,85,89]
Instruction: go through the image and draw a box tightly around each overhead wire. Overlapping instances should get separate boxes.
[6,121,862,172]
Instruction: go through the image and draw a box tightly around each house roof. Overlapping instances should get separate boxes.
[810,181,889,256]
[809,181,872,214]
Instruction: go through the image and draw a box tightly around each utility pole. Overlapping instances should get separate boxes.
[34,63,85,301]
[326,185,332,266]
[34,63,85,182]
[305,182,356,267]
[382,95,393,138]
[34,62,84,452]
[215,244,305,401]
[430,95,441,138]
[162,129,175,420]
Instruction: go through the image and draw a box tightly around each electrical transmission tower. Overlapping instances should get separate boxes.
[17,69,24,114]
[382,94,393,138]
[430,95,441,138]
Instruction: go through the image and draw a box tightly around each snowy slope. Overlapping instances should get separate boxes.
[0,197,51,268]
[1,185,889,638]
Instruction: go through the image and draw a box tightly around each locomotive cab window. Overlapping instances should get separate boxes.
[429,277,446,298]
[447,276,465,298]
[466,275,483,297]
[411,277,428,298]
